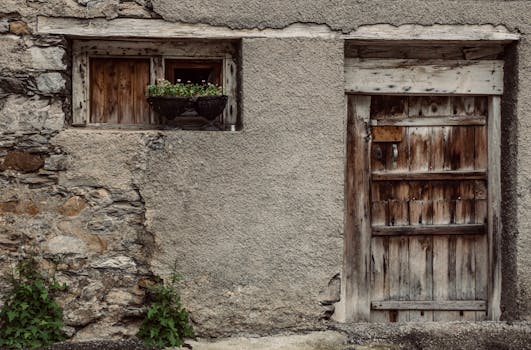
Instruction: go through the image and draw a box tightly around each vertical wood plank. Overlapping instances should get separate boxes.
[487,96,502,320]
[341,95,372,322]
[134,60,151,124]
[433,178,459,320]
[387,236,410,322]
[456,182,477,320]
[73,47,89,125]
[475,125,488,170]
[430,127,445,172]
[475,202,489,320]
[371,201,388,227]
[104,60,118,124]
[409,127,430,172]
[409,237,433,321]
[151,56,164,124]
[89,58,105,123]
[117,61,132,124]
[452,96,476,116]
[223,57,238,126]
[371,237,389,322]
[456,236,476,320]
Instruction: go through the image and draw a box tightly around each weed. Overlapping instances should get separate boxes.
[0,256,68,349]
[137,272,194,348]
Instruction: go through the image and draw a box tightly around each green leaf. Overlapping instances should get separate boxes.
[7,310,16,322]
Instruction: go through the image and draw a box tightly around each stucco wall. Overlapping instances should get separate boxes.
[0,0,530,341]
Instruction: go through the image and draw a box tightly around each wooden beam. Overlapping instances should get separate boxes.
[487,96,502,321]
[338,95,372,322]
[371,171,487,181]
[72,49,88,126]
[37,16,338,39]
[371,300,487,311]
[372,224,486,237]
[371,116,486,127]
[343,24,520,43]
[345,59,504,95]
[38,18,520,43]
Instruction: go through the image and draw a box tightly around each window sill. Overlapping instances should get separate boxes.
[72,123,239,131]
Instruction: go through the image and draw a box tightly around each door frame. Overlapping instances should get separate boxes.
[334,58,503,322]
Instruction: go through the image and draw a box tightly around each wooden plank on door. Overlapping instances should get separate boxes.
[371,237,389,322]
[487,96,502,320]
[388,236,410,322]
[475,199,489,320]
[343,95,372,321]
[409,237,433,321]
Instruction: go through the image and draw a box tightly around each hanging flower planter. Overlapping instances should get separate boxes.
[146,80,227,120]
[147,96,193,118]
[195,95,228,120]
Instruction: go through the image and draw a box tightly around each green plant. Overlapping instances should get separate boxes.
[0,256,68,349]
[137,273,194,348]
[147,79,222,97]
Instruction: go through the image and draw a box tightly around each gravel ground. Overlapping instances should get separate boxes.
[0,339,163,350]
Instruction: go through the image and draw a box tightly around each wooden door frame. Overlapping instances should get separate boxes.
[335,59,503,322]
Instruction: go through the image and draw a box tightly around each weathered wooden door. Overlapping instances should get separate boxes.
[344,94,501,322]
[339,58,503,323]
[370,95,490,322]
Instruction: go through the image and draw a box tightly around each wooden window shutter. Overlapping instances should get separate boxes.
[89,58,151,124]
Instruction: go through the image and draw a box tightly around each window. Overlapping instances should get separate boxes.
[72,40,239,130]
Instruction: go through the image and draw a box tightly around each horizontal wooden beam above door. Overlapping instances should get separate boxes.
[371,224,486,237]
[371,300,487,311]
[343,24,519,44]
[345,59,504,95]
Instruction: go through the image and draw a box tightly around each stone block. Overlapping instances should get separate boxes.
[60,196,88,216]
[9,20,30,35]
[91,256,137,270]
[44,154,67,171]
[0,199,40,215]
[47,235,88,255]
[0,150,44,172]
[0,19,8,33]
[36,72,66,94]
[64,301,103,327]
[0,95,65,131]
[29,46,66,70]
[106,289,142,306]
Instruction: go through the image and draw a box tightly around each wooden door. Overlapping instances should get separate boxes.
[345,94,501,322]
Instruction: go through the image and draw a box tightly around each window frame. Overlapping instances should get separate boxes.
[72,39,238,129]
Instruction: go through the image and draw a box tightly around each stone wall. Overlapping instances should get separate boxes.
[0,5,159,340]
[0,0,530,342]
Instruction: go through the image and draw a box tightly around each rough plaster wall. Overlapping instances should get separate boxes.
[149,0,531,322]
[515,36,531,320]
[138,38,345,336]
[151,0,530,32]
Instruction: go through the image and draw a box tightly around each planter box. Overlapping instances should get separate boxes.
[147,96,228,120]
